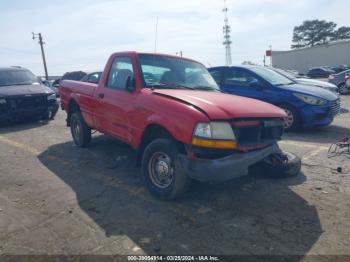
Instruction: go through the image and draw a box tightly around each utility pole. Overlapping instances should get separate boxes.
[269,45,273,67]
[32,32,48,80]
[223,0,232,66]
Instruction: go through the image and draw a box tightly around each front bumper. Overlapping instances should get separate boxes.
[301,99,340,127]
[179,143,281,182]
[0,100,58,122]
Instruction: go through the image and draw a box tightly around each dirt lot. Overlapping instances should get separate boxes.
[0,96,350,257]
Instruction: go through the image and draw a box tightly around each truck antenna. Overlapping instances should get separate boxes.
[154,16,159,53]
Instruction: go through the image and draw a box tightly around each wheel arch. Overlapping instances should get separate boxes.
[136,124,186,167]
[67,99,80,126]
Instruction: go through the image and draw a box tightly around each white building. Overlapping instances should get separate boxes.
[271,40,350,74]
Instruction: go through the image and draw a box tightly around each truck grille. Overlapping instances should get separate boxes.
[231,119,284,147]
[330,99,340,117]
[8,95,47,110]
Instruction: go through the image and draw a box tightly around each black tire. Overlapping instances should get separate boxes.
[338,83,348,95]
[42,106,58,121]
[249,151,301,178]
[70,112,91,147]
[141,138,191,200]
[279,104,300,131]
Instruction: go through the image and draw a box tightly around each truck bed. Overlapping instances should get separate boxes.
[60,80,98,128]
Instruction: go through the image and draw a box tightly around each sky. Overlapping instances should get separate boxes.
[0,0,349,76]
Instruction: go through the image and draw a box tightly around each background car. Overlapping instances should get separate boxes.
[40,78,60,97]
[345,73,350,91]
[273,68,338,93]
[328,69,350,94]
[307,67,335,78]
[80,71,102,84]
[0,67,59,122]
[329,65,349,74]
[209,66,340,131]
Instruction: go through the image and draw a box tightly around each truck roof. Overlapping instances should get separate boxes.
[110,51,199,64]
[0,66,27,71]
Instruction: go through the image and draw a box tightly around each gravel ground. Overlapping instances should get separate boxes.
[0,96,349,258]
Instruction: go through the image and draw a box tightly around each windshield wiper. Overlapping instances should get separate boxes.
[193,86,224,93]
[147,83,195,90]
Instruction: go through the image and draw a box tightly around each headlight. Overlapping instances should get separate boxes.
[0,98,6,104]
[192,122,237,149]
[294,93,326,105]
[47,94,56,100]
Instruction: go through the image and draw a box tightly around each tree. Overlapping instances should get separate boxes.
[331,26,350,41]
[291,20,337,49]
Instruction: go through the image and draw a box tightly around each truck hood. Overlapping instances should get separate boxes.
[153,90,286,120]
[279,83,338,101]
[0,84,53,97]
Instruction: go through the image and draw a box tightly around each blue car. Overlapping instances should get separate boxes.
[208,66,340,130]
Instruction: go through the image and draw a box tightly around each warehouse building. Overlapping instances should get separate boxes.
[271,39,350,74]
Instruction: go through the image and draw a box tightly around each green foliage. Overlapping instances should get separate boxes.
[291,20,350,49]
[331,26,350,41]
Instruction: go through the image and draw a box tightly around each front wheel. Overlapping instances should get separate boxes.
[338,83,349,95]
[279,104,300,131]
[141,139,191,200]
[70,112,91,147]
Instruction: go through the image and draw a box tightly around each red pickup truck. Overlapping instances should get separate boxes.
[60,52,301,199]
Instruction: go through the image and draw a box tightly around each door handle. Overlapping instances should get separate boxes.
[98,93,104,99]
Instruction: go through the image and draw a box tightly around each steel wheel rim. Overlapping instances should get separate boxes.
[72,119,81,143]
[339,84,347,94]
[148,152,174,189]
[283,108,294,129]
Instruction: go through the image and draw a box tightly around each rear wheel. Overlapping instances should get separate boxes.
[279,104,300,131]
[70,112,91,147]
[141,138,191,200]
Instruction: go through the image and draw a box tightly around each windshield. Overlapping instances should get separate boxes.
[274,68,298,80]
[250,67,294,86]
[138,54,219,91]
[0,69,40,87]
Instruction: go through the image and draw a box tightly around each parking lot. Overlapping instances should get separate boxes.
[0,96,349,257]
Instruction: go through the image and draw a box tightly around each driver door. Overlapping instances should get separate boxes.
[95,56,135,142]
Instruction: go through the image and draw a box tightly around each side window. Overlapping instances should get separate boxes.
[209,69,223,85]
[88,73,99,82]
[107,57,134,90]
[225,69,258,87]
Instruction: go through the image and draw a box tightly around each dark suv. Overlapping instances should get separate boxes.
[0,67,59,122]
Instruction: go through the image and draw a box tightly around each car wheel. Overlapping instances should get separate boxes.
[279,104,300,131]
[338,83,348,95]
[249,151,301,178]
[70,112,91,147]
[141,138,191,200]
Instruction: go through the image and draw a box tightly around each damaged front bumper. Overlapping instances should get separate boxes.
[179,143,281,182]
[0,99,59,122]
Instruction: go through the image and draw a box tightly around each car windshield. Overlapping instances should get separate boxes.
[250,67,294,86]
[274,68,298,79]
[138,54,220,91]
[0,69,40,87]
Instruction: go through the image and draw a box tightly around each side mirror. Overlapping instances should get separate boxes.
[249,79,265,90]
